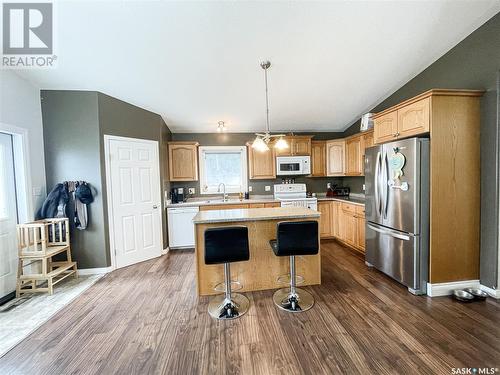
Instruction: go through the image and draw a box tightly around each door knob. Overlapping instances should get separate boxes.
[153,205,159,209]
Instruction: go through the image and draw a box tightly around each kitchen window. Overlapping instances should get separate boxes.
[199,146,248,194]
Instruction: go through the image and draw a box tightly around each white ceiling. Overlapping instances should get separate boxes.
[16,1,500,133]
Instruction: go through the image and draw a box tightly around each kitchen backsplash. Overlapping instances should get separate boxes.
[171,176,365,198]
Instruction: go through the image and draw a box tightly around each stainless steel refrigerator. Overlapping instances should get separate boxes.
[364,137,429,295]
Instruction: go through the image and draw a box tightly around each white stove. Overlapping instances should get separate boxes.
[273,184,317,211]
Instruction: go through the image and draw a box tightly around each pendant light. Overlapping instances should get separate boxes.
[251,61,289,152]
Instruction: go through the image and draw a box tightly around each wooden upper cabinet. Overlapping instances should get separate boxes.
[247,143,276,179]
[326,140,345,176]
[311,141,326,177]
[374,96,431,144]
[374,111,398,144]
[274,136,293,156]
[275,136,312,156]
[168,142,199,181]
[397,97,430,138]
[362,130,374,151]
[345,136,362,176]
[293,136,312,155]
[360,130,374,176]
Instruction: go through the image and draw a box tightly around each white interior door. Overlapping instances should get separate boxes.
[0,133,18,298]
[106,136,162,269]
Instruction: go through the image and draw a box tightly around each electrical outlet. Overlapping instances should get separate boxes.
[188,187,195,195]
[248,186,253,192]
[265,186,271,192]
[362,184,366,191]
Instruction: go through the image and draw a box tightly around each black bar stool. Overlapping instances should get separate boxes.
[205,226,250,320]
[269,221,319,312]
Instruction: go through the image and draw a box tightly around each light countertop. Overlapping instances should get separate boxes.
[166,196,276,208]
[193,207,320,224]
[167,194,365,208]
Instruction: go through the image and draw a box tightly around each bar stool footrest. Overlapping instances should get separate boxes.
[213,280,243,293]
[276,274,304,285]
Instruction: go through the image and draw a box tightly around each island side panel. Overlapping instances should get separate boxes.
[195,218,321,296]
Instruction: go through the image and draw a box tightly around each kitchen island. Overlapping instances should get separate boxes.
[193,207,321,296]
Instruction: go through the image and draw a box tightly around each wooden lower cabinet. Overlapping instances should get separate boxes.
[199,202,280,211]
[249,203,265,208]
[357,217,365,252]
[200,204,249,211]
[339,208,357,247]
[264,202,281,208]
[320,201,366,253]
[318,201,333,238]
[332,201,340,238]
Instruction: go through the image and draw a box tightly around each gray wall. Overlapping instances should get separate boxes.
[41,91,108,268]
[171,132,365,196]
[98,93,171,256]
[41,90,171,268]
[343,13,500,288]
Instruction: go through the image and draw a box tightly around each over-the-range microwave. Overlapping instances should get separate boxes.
[276,156,311,176]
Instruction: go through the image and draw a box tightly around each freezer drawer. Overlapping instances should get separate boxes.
[365,222,423,292]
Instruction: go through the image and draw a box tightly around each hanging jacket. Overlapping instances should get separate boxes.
[37,183,70,219]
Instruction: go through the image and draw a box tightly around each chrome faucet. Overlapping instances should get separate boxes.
[217,183,228,202]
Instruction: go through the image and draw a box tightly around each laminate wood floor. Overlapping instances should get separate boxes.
[1,241,499,375]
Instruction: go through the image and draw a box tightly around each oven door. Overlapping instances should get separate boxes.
[276,157,305,175]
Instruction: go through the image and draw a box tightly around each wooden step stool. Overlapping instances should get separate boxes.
[16,218,78,297]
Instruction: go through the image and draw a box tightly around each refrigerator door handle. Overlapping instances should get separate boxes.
[367,223,411,241]
[382,153,389,219]
[374,151,382,216]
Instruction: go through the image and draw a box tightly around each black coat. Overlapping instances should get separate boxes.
[37,183,70,219]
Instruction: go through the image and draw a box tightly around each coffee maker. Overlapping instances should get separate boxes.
[170,187,185,204]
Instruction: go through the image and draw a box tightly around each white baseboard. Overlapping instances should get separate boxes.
[480,285,500,299]
[426,280,480,297]
[78,266,114,276]
[162,247,169,255]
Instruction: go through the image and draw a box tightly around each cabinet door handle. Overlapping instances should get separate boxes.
[393,132,400,137]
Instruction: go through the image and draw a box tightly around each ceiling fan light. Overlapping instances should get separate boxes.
[252,136,269,152]
[274,137,289,150]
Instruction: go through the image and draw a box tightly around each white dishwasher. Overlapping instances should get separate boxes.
[167,206,199,249]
